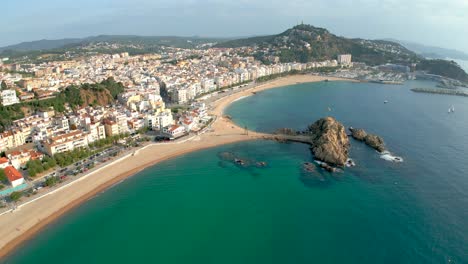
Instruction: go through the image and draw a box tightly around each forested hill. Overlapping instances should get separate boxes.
[215,24,468,82]
[215,24,419,65]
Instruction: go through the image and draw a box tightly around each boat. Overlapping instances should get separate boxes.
[384,100,388,104]
[328,107,332,111]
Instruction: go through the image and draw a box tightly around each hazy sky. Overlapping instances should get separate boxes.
[2,0,468,52]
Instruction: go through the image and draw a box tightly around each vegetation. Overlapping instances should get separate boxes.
[9,191,22,201]
[26,157,56,177]
[417,59,468,82]
[216,24,467,82]
[44,176,59,187]
[0,168,7,183]
[88,133,129,149]
[1,35,226,64]
[0,78,125,132]
[53,148,93,168]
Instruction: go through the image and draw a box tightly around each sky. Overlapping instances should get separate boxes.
[2,0,468,53]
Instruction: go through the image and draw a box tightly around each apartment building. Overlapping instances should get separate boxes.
[42,130,88,156]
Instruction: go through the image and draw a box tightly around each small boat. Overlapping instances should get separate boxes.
[256,161,267,167]
[384,100,388,104]
[328,107,332,111]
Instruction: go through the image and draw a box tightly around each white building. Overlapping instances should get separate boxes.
[163,125,186,139]
[1,90,20,106]
[0,157,9,169]
[86,123,106,143]
[173,88,188,104]
[337,54,352,65]
[42,130,89,156]
[5,166,25,188]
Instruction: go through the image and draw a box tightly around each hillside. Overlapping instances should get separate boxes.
[0,78,124,132]
[0,35,230,64]
[0,38,83,53]
[216,24,419,65]
[215,24,468,82]
[387,39,468,60]
[416,60,468,82]
[0,35,227,58]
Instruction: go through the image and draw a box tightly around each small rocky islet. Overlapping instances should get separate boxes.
[277,116,398,173]
[217,151,268,168]
[219,117,397,174]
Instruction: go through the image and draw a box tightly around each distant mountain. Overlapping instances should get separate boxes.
[0,35,228,55]
[0,38,83,53]
[386,39,468,61]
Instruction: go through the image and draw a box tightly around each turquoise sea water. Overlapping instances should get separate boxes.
[4,80,468,263]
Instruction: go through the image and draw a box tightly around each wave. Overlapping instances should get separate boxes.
[380,151,403,162]
[232,95,249,102]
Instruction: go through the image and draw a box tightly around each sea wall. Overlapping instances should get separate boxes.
[411,88,468,97]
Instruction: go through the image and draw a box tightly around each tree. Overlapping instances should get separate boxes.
[1,81,7,90]
[0,169,6,183]
[10,191,22,202]
[45,176,58,187]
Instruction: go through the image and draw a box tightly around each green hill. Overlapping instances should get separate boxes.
[216,24,468,82]
[216,24,419,65]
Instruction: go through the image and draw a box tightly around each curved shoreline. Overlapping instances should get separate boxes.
[0,74,353,259]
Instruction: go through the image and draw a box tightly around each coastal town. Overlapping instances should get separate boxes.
[0,45,355,210]
[0,40,466,259]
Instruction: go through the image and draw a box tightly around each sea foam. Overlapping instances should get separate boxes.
[380,151,403,162]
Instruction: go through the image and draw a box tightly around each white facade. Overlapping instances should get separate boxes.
[43,131,89,156]
[337,54,352,65]
[163,125,186,138]
[1,90,20,106]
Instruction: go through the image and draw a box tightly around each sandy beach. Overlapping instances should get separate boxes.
[0,74,350,258]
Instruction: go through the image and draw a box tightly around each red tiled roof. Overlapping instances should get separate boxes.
[168,125,180,132]
[5,166,23,182]
[0,157,9,164]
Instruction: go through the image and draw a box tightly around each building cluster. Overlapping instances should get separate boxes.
[0,46,352,189]
[0,47,347,106]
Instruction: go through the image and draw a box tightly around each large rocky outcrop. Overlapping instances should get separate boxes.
[349,127,386,152]
[307,117,350,166]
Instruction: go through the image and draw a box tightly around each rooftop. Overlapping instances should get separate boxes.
[5,166,24,182]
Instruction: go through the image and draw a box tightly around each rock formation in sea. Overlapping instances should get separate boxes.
[350,128,386,152]
[350,128,367,141]
[307,117,350,166]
